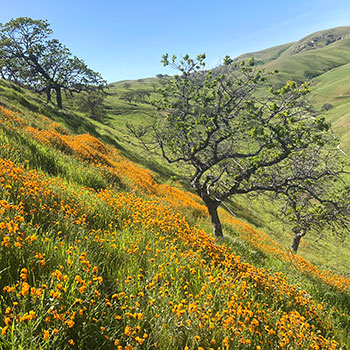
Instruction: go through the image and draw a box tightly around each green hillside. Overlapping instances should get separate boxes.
[266,38,350,87]
[94,27,350,276]
[1,25,350,349]
[281,26,350,57]
[1,81,350,349]
[310,63,350,151]
[234,27,350,152]
[234,42,293,65]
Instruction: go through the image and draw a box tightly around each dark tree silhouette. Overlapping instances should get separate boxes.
[0,17,106,108]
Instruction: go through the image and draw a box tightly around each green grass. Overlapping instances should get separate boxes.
[234,42,293,65]
[310,63,350,151]
[1,100,350,349]
[2,26,350,278]
[265,38,350,86]
[1,26,350,347]
[281,26,350,57]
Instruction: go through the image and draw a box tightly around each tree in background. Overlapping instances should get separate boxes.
[0,17,106,109]
[75,91,106,121]
[281,185,350,252]
[120,90,151,105]
[135,90,150,103]
[120,91,135,105]
[268,147,349,252]
[130,53,349,243]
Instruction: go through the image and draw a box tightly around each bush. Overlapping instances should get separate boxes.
[322,103,334,111]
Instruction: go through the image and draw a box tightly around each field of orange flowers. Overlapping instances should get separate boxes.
[0,105,349,349]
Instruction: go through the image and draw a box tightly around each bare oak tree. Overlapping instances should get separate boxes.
[268,147,350,252]
[130,54,349,242]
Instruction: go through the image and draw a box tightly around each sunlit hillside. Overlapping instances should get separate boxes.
[0,24,350,350]
[1,85,350,349]
[235,26,350,152]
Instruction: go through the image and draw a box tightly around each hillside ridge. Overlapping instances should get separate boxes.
[282,26,350,56]
[234,26,350,65]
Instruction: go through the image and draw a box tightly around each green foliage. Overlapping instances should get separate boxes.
[0,17,106,108]
[133,53,348,243]
[75,91,106,121]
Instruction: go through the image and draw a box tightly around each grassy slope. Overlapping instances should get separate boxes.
[266,38,350,86]
[310,63,350,151]
[281,26,350,57]
[0,26,350,348]
[1,91,350,349]
[234,42,293,65]
[99,39,350,276]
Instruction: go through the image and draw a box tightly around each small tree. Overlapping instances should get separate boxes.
[282,186,350,252]
[135,90,151,103]
[120,91,135,105]
[268,147,349,252]
[129,53,348,239]
[322,103,334,111]
[75,91,106,121]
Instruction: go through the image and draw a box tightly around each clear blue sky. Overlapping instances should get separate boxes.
[1,0,350,83]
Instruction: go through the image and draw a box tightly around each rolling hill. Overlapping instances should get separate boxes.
[236,26,350,151]
[0,26,350,349]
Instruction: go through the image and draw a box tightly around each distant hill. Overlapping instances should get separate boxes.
[234,42,293,65]
[233,26,350,151]
[281,26,350,56]
[236,26,350,64]
[1,25,350,348]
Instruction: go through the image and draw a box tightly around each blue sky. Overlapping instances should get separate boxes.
[1,0,350,82]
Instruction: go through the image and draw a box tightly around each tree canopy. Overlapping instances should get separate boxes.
[130,53,349,249]
[0,17,106,108]
[75,90,106,121]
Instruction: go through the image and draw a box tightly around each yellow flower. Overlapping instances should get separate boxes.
[1,326,8,335]
[124,326,132,336]
[65,320,75,328]
[43,330,50,340]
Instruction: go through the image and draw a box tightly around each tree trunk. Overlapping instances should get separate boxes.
[192,180,223,238]
[291,230,306,253]
[55,86,62,109]
[46,87,51,104]
[207,203,223,238]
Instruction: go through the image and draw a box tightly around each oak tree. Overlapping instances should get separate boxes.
[267,146,349,252]
[75,90,106,121]
[130,54,349,243]
[0,17,106,109]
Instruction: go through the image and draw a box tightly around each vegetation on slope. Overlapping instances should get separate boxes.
[265,38,350,86]
[235,26,350,70]
[234,43,293,65]
[0,25,350,350]
[281,26,350,57]
[310,63,350,151]
[0,98,350,349]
